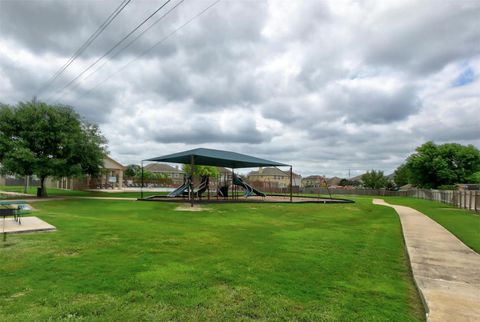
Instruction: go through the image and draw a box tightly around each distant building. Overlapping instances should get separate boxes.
[52,155,126,190]
[326,176,342,187]
[144,163,185,185]
[301,175,326,188]
[216,167,232,185]
[456,184,479,191]
[247,167,301,189]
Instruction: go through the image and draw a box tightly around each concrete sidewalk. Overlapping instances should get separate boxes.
[373,199,480,322]
[1,216,56,234]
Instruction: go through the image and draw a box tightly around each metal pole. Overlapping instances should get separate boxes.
[232,168,235,200]
[289,166,293,203]
[141,160,144,199]
[190,155,194,207]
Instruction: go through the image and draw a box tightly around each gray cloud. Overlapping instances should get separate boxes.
[143,113,272,145]
[325,83,421,124]
[0,0,479,176]
[363,2,480,75]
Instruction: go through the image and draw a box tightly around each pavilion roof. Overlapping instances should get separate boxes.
[145,148,289,169]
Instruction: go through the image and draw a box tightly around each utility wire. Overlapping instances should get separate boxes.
[81,0,222,97]
[47,0,173,102]
[65,0,186,95]
[38,0,132,97]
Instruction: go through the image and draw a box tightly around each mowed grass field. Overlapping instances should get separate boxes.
[0,185,162,199]
[1,199,425,321]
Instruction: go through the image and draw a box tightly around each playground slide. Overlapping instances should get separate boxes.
[168,177,191,197]
[168,176,209,198]
[195,176,209,197]
[233,175,266,197]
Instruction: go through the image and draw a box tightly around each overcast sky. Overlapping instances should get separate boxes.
[1,0,479,177]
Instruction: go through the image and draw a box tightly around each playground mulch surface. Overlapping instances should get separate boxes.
[141,194,353,204]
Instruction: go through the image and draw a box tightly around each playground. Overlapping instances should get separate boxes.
[140,148,352,204]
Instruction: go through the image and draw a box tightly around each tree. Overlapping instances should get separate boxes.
[339,178,361,187]
[394,163,410,187]
[125,164,141,177]
[467,171,480,184]
[404,141,480,188]
[182,164,219,178]
[361,170,388,189]
[0,100,106,196]
[139,170,155,180]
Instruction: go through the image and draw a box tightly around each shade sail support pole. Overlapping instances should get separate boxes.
[141,160,144,199]
[190,155,195,207]
[290,166,293,203]
[232,168,235,200]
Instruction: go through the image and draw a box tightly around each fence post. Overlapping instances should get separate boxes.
[469,191,473,211]
[475,191,478,212]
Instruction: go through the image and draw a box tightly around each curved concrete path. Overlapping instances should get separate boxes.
[373,199,480,322]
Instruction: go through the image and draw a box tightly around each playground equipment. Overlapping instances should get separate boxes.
[168,176,192,197]
[232,174,266,197]
[167,175,210,198]
[142,148,292,206]
[194,175,209,198]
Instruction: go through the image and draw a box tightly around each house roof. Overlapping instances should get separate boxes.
[248,167,301,178]
[103,155,126,170]
[350,174,364,181]
[302,175,325,180]
[145,148,289,169]
[144,163,184,173]
[327,176,342,185]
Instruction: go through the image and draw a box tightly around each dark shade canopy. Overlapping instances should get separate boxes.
[145,148,289,168]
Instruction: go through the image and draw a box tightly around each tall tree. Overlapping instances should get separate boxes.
[125,164,141,177]
[393,163,410,187]
[182,164,219,178]
[0,100,107,196]
[405,141,480,188]
[362,170,388,189]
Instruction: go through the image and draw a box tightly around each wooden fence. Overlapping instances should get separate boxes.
[301,188,479,212]
[408,189,479,212]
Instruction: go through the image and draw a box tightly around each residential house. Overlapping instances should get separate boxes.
[144,163,185,185]
[301,175,327,188]
[247,167,301,190]
[51,155,126,190]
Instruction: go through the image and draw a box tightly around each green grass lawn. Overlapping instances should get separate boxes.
[383,197,480,253]
[0,185,163,199]
[0,199,424,321]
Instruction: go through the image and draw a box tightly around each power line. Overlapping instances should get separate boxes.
[37,0,132,97]
[81,0,222,97]
[47,0,173,102]
[64,0,186,95]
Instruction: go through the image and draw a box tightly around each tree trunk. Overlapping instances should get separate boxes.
[24,175,29,194]
[37,176,48,197]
